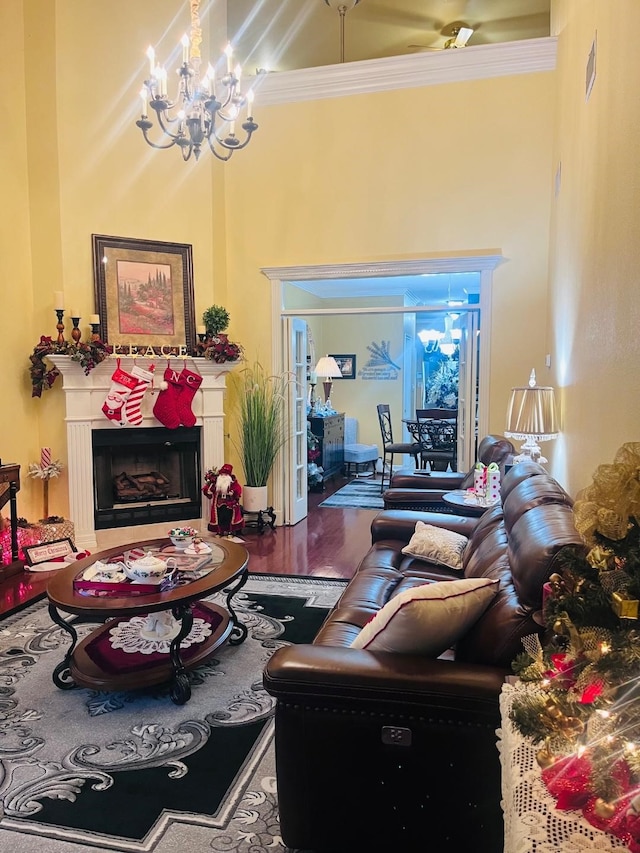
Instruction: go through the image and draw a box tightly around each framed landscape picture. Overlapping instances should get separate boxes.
[92,234,196,355]
[330,353,356,379]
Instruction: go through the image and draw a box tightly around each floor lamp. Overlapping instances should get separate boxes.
[505,370,559,464]
[314,356,343,406]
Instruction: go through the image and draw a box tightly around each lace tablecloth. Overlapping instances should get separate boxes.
[499,683,627,852]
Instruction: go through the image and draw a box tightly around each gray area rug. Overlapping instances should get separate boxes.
[319,478,384,510]
[0,574,345,853]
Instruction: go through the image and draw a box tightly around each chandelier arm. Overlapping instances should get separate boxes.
[154,109,187,142]
[205,140,235,161]
[136,120,180,150]
[205,128,249,153]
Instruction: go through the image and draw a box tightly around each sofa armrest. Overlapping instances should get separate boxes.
[264,644,506,714]
[370,509,480,544]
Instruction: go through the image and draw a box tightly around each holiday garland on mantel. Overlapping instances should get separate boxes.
[510,442,640,851]
[29,335,112,397]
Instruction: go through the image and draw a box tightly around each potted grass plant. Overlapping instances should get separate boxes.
[233,360,290,512]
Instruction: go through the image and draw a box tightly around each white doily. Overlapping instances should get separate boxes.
[499,683,627,852]
[109,614,212,655]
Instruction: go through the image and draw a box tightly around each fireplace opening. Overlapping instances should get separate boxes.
[92,427,202,529]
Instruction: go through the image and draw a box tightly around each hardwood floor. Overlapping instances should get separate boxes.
[0,474,379,617]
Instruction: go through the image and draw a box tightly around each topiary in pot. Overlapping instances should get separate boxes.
[202,305,230,337]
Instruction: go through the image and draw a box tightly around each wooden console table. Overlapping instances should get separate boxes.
[309,414,345,481]
[0,462,23,580]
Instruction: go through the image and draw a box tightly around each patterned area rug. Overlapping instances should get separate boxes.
[0,574,345,853]
[319,478,384,510]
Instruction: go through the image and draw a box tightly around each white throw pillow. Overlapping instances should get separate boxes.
[401,521,468,571]
[350,577,499,656]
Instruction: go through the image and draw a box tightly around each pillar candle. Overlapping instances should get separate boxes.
[40,447,52,469]
[54,291,64,309]
[89,314,100,324]
[197,325,206,335]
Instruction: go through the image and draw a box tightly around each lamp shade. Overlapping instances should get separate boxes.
[314,356,343,379]
[505,384,559,440]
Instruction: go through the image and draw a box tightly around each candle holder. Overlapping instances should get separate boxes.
[55,309,65,345]
[90,322,101,341]
[70,316,81,344]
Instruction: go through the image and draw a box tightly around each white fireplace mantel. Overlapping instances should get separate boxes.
[49,355,238,550]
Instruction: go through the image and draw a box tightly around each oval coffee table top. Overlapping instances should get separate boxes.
[46,537,249,617]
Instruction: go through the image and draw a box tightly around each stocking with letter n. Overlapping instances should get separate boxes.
[102,359,138,424]
[152,365,182,429]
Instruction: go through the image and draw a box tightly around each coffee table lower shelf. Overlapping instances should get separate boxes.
[68,602,231,702]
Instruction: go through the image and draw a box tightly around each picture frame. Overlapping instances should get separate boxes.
[92,234,196,355]
[330,353,356,379]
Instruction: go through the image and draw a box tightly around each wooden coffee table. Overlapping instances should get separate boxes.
[46,537,249,705]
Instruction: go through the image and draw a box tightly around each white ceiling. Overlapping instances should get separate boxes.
[286,272,480,307]
[228,0,551,73]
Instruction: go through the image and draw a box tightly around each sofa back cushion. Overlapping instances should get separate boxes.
[455,463,583,667]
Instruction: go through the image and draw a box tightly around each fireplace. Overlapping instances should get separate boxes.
[92,427,201,529]
[49,355,235,550]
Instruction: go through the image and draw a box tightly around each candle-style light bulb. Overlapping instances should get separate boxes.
[146,45,155,76]
[224,42,233,73]
[181,33,190,64]
[246,88,255,117]
[139,87,147,115]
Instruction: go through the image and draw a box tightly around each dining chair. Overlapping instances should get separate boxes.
[416,408,457,471]
[376,404,421,493]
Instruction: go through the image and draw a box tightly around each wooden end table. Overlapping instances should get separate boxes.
[46,537,249,705]
[442,489,500,517]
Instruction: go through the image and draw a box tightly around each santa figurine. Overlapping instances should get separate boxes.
[202,464,243,536]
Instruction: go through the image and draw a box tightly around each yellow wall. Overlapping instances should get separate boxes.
[548,0,640,492]
[5,0,561,524]
[224,73,556,446]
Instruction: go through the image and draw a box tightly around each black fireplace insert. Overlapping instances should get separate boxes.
[92,427,202,529]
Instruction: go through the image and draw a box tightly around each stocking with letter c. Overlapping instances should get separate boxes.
[177,366,203,427]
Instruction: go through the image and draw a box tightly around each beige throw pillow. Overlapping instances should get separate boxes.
[401,521,468,571]
[350,577,499,656]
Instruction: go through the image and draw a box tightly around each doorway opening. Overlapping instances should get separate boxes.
[262,252,504,525]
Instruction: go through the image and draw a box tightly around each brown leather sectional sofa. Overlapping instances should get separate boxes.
[263,461,584,851]
[382,433,515,511]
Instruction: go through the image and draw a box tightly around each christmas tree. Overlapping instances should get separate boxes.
[510,443,640,849]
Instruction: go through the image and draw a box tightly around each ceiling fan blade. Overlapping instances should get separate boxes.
[455,27,474,46]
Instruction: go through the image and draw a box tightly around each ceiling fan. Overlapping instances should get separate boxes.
[409,21,475,52]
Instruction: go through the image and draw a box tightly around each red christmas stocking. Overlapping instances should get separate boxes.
[102,360,138,423]
[123,363,155,426]
[177,366,203,427]
[152,366,182,429]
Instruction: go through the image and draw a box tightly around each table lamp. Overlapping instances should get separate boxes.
[314,356,343,403]
[505,369,559,464]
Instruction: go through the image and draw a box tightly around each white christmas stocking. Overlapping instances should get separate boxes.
[102,360,138,424]
[123,363,155,426]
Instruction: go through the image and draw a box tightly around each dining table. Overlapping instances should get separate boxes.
[402,414,457,470]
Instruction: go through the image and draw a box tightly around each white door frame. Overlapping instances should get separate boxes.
[262,252,504,524]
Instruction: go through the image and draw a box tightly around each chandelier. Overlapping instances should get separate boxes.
[136,0,258,162]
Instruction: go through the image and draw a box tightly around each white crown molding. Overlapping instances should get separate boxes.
[261,253,505,282]
[251,38,557,107]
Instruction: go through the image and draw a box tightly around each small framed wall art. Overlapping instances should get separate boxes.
[330,354,356,379]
